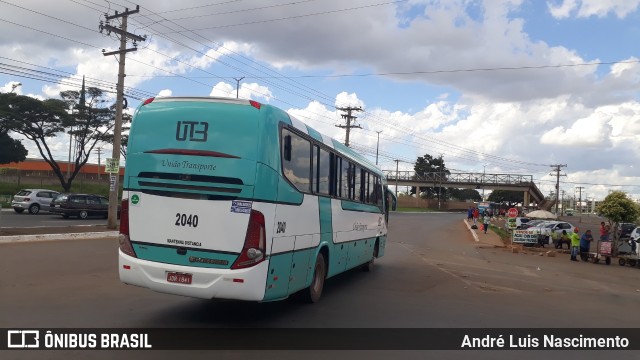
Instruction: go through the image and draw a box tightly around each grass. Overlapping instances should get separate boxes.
[489,224,511,244]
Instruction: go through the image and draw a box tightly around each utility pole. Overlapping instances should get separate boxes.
[375,130,382,165]
[335,106,363,147]
[438,154,443,209]
[394,159,400,200]
[100,6,146,229]
[560,190,565,216]
[576,186,585,215]
[234,77,244,99]
[550,164,567,215]
[96,147,103,183]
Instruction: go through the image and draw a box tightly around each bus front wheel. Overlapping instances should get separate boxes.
[303,252,326,303]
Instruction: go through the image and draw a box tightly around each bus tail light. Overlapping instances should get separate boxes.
[231,210,266,269]
[249,100,261,110]
[119,199,137,258]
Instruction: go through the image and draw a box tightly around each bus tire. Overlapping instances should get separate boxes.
[363,240,379,272]
[303,252,326,304]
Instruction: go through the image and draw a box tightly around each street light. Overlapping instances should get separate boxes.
[394,159,401,200]
[234,77,244,99]
[482,165,487,200]
[375,130,382,165]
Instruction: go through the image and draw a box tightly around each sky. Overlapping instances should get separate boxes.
[1,0,640,204]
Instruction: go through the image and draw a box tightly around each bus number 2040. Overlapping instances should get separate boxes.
[175,213,199,227]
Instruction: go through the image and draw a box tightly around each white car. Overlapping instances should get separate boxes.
[11,188,60,215]
[631,227,640,242]
[527,221,575,245]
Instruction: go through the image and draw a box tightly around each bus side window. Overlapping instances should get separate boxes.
[283,135,292,161]
[344,162,353,200]
[333,155,341,197]
[353,165,361,202]
[282,129,311,193]
[318,147,330,195]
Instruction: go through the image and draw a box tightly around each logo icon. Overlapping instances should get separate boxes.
[176,121,208,142]
[131,194,140,205]
[7,330,39,348]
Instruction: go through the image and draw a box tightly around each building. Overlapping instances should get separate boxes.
[0,158,124,188]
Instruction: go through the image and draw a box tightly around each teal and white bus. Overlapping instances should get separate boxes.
[118,97,396,302]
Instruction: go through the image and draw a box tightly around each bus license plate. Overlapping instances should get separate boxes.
[167,272,192,284]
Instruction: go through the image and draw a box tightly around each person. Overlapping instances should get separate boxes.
[483,213,490,234]
[599,222,610,242]
[472,207,479,225]
[552,230,560,249]
[570,228,581,261]
[558,230,571,250]
[467,206,474,222]
[580,229,594,261]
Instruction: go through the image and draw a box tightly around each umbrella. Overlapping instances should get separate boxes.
[525,210,557,220]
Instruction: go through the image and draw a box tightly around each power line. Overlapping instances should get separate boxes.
[124,59,640,79]
[139,0,322,23]
[117,0,555,169]
[1,1,567,175]
[157,0,409,34]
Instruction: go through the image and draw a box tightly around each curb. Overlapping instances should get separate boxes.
[463,219,480,242]
[0,231,118,244]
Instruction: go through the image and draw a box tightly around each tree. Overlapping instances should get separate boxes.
[411,153,450,200]
[1,89,117,192]
[596,191,640,251]
[449,188,482,202]
[0,131,28,164]
[488,190,524,207]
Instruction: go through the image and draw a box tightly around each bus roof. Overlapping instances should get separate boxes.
[140,96,384,178]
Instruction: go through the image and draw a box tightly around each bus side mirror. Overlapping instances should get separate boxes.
[283,135,292,161]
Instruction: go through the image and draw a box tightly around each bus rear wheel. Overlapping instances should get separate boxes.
[303,252,326,303]
[363,241,379,272]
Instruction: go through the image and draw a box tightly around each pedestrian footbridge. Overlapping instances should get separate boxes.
[383,170,549,208]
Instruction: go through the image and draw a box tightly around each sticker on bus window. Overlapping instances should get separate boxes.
[231,200,252,214]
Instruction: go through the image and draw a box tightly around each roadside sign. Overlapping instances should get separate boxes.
[105,158,120,174]
[512,230,538,244]
[109,174,116,191]
[507,208,518,218]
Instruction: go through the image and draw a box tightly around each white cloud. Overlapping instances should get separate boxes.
[547,0,640,18]
[157,89,172,97]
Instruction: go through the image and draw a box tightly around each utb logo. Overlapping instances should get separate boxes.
[131,194,140,205]
[176,121,208,142]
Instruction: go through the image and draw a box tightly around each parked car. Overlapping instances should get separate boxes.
[11,189,60,215]
[618,223,637,239]
[519,219,549,229]
[631,227,640,242]
[49,193,113,219]
[504,217,532,231]
[527,221,575,246]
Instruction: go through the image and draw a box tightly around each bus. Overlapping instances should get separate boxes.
[118,97,396,303]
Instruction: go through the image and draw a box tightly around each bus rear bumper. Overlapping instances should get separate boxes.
[118,251,268,301]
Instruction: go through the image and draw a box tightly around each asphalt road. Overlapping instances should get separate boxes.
[2,212,640,359]
[0,208,107,228]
